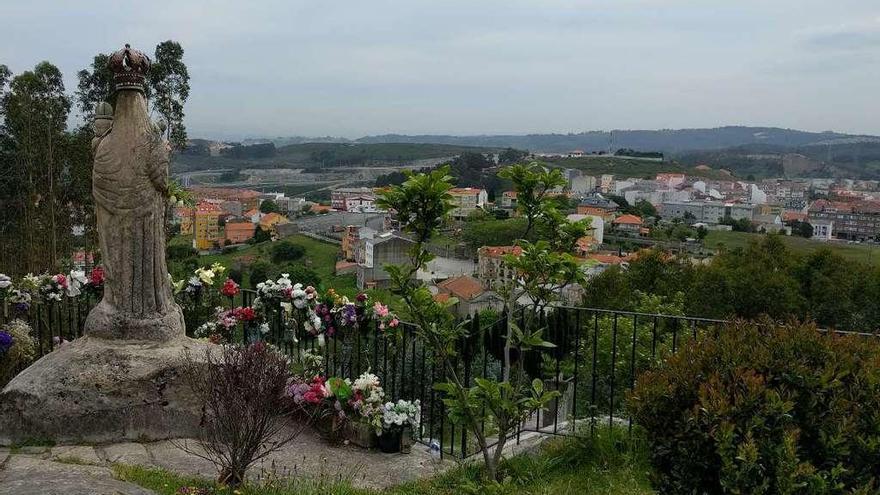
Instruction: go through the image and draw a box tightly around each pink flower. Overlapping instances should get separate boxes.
[53,274,68,289]
[373,301,389,318]
[389,318,399,328]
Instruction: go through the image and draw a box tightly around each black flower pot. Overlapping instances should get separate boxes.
[378,428,402,453]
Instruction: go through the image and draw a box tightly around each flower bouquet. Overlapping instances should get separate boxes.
[345,372,386,448]
[378,399,421,453]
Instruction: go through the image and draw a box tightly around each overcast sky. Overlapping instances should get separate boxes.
[2,1,879,139]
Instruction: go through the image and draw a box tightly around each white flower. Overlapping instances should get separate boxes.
[260,323,270,335]
[66,270,88,297]
[0,274,11,289]
[195,267,215,285]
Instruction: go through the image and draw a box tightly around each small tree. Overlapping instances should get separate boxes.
[378,164,577,482]
[178,343,310,486]
[270,240,305,263]
[260,199,281,214]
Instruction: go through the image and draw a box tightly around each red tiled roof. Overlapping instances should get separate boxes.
[612,214,643,225]
[782,212,808,222]
[437,275,484,301]
[195,201,222,214]
[478,245,523,258]
[449,187,484,195]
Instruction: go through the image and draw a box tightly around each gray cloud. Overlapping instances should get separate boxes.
[1,0,879,138]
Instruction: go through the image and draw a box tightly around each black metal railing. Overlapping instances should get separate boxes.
[6,292,872,460]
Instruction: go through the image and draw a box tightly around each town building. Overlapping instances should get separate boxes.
[811,219,833,241]
[341,225,361,261]
[576,194,619,220]
[500,191,518,210]
[661,201,757,224]
[258,212,290,238]
[189,187,262,212]
[331,187,374,211]
[433,275,502,318]
[570,175,597,195]
[224,218,256,244]
[357,232,416,289]
[173,207,194,236]
[566,213,604,245]
[611,214,644,235]
[599,174,615,193]
[344,194,378,212]
[656,173,686,189]
[477,245,522,290]
[448,188,489,219]
[193,201,223,251]
[809,200,880,241]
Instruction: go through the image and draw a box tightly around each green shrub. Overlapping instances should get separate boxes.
[167,243,197,261]
[629,320,880,494]
[270,241,305,263]
[249,261,271,286]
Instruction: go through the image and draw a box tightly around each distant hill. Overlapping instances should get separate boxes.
[676,141,880,179]
[354,127,879,153]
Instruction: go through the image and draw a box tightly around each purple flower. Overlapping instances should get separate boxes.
[0,331,12,354]
[341,304,358,326]
[13,302,29,313]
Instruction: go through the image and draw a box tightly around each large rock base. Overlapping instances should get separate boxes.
[0,336,212,446]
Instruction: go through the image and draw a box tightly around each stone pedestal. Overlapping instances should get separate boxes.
[0,337,210,445]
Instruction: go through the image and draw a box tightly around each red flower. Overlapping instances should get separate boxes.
[89,266,105,286]
[234,306,256,322]
[220,278,240,297]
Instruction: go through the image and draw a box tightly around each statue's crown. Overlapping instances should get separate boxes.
[108,44,151,91]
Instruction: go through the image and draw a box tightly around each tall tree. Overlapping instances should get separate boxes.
[1,62,72,273]
[149,40,190,150]
[74,53,112,118]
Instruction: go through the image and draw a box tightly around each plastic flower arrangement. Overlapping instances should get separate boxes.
[0,331,12,354]
[0,319,36,387]
[382,399,421,432]
[220,278,240,297]
[40,274,68,302]
[350,372,386,433]
[372,302,400,332]
[194,306,260,343]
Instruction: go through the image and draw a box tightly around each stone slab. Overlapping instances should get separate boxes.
[0,455,155,495]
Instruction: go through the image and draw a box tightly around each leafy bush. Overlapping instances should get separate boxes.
[249,261,271,286]
[630,321,880,494]
[167,243,198,261]
[270,241,305,263]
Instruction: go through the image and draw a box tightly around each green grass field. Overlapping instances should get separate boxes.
[705,230,880,267]
[170,234,357,294]
[543,156,731,180]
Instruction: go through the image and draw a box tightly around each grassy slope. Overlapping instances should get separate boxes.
[705,230,880,267]
[114,430,654,495]
[171,235,357,293]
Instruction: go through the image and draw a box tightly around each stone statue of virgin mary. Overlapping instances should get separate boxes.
[85,44,184,341]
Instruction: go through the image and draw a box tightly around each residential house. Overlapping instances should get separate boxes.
[811,219,833,241]
[599,174,615,193]
[434,275,502,318]
[193,201,223,251]
[357,233,416,289]
[173,207,194,236]
[341,225,361,261]
[477,245,522,290]
[612,214,643,235]
[331,187,374,211]
[567,214,604,255]
[224,218,256,244]
[448,188,489,219]
[259,213,290,238]
[500,191,518,210]
[576,194,619,220]
[245,208,263,224]
[344,194,377,212]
